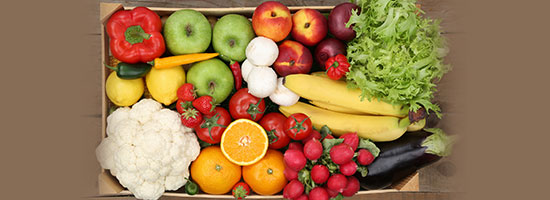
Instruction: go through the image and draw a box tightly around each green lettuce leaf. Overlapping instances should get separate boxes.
[346,0,450,117]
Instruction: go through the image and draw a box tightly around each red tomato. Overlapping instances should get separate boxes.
[229,88,266,121]
[260,113,290,149]
[284,113,313,140]
[195,107,231,144]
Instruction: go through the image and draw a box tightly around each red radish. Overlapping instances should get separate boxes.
[288,142,304,151]
[303,138,323,160]
[295,194,308,200]
[341,176,360,197]
[329,143,354,164]
[283,179,304,199]
[311,165,330,184]
[284,149,307,171]
[323,134,334,141]
[308,187,329,200]
[327,174,348,193]
[284,167,298,180]
[339,161,357,176]
[339,132,359,151]
[357,149,375,165]
[325,186,339,198]
[302,130,321,144]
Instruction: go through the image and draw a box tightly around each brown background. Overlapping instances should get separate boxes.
[0,0,548,200]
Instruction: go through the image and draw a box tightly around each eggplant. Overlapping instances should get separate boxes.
[356,128,454,190]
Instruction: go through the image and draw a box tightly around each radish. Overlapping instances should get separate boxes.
[308,187,329,200]
[341,176,360,197]
[284,149,307,171]
[339,161,358,176]
[329,143,354,164]
[295,194,308,200]
[311,165,330,184]
[339,132,359,151]
[325,186,339,198]
[302,130,321,144]
[357,148,374,165]
[284,167,298,180]
[288,142,304,151]
[303,138,323,160]
[323,134,334,141]
[283,179,304,199]
[327,173,348,193]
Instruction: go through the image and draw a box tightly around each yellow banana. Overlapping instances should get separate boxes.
[407,118,426,132]
[309,100,365,115]
[279,102,409,142]
[311,71,328,77]
[284,74,408,117]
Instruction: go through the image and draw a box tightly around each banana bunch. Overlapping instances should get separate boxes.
[280,74,425,142]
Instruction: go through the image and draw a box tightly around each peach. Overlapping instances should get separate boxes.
[252,1,292,42]
[273,40,313,76]
[291,9,328,46]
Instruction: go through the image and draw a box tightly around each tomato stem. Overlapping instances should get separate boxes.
[247,98,264,120]
[287,115,311,137]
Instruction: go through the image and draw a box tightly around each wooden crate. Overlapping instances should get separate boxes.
[98,3,420,199]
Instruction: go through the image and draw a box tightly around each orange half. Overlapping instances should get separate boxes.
[221,119,269,166]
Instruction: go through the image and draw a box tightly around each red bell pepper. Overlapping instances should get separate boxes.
[106,7,165,64]
[325,54,350,80]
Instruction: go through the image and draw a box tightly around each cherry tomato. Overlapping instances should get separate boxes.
[260,113,290,149]
[195,107,231,144]
[229,88,266,121]
[284,113,312,140]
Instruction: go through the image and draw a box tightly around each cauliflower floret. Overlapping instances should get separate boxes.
[96,99,200,200]
[129,98,163,124]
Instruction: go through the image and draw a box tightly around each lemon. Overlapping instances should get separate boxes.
[146,66,186,105]
[105,71,144,106]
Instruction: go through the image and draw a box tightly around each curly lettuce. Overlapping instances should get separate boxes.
[346,0,450,117]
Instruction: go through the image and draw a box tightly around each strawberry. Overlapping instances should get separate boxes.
[232,182,251,200]
[176,99,193,114]
[180,108,203,128]
[193,96,216,115]
[177,83,197,101]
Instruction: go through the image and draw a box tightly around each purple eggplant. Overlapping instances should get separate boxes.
[356,128,454,190]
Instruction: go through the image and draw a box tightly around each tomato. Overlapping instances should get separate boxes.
[284,113,313,140]
[260,113,290,149]
[229,88,266,121]
[195,107,232,144]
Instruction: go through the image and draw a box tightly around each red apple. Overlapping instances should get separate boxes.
[252,1,292,42]
[314,38,347,68]
[328,3,360,41]
[273,40,313,76]
[291,9,328,46]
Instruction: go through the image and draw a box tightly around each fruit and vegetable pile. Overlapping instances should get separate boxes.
[96,1,454,200]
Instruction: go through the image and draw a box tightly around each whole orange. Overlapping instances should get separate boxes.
[242,149,287,195]
[190,146,241,194]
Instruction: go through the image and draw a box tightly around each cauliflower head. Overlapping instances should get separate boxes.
[96,98,200,200]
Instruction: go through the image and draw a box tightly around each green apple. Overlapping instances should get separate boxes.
[212,14,255,62]
[187,58,234,104]
[164,9,211,55]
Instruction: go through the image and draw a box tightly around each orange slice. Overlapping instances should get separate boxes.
[221,119,269,166]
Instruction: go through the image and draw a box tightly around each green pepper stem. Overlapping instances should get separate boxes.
[104,63,117,71]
